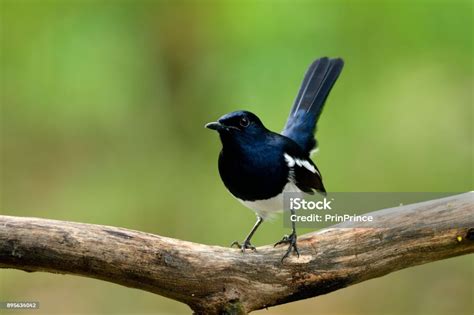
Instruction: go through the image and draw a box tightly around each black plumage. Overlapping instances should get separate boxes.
[206,57,344,260]
[283,57,344,153]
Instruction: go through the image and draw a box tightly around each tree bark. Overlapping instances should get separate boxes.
[1,193,473,314]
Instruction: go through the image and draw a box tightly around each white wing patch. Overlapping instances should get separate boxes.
[284,153,296,167]
[283,153,319,175]
[295,159,317,174]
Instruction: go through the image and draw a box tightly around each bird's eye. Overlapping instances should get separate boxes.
[239,117,250,127]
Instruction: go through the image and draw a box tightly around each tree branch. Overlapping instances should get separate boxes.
[1,193,473,314]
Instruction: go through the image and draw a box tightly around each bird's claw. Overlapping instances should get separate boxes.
[230,240,256,252]
[274,232,299,262]
[273,235,289,247]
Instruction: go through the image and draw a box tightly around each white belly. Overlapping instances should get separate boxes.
[236,182,303,219]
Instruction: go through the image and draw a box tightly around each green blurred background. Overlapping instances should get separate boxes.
[1,0,472,314]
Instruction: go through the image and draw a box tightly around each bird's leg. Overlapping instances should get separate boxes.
[274,209,300,261]
[231,216,263,252]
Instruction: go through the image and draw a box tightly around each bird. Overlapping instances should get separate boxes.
[205,57,344,261]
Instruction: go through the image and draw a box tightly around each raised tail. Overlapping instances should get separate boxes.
[282,57,344,154]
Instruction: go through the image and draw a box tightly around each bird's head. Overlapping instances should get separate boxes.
[205,110,267,144]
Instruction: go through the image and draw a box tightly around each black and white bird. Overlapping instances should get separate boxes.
[205,57,344,260]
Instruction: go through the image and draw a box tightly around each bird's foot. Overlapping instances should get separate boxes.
[274,232,299,262]
[230,239,256,252]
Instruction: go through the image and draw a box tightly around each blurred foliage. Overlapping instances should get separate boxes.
[0,0,472,314]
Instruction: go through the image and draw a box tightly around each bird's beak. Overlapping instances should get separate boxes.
[205,122,223,131]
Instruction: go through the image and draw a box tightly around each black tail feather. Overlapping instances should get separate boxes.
[291,57,344,121]
[283,57,344,153]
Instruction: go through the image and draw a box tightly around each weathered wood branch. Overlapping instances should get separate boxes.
[1,193,473,314]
